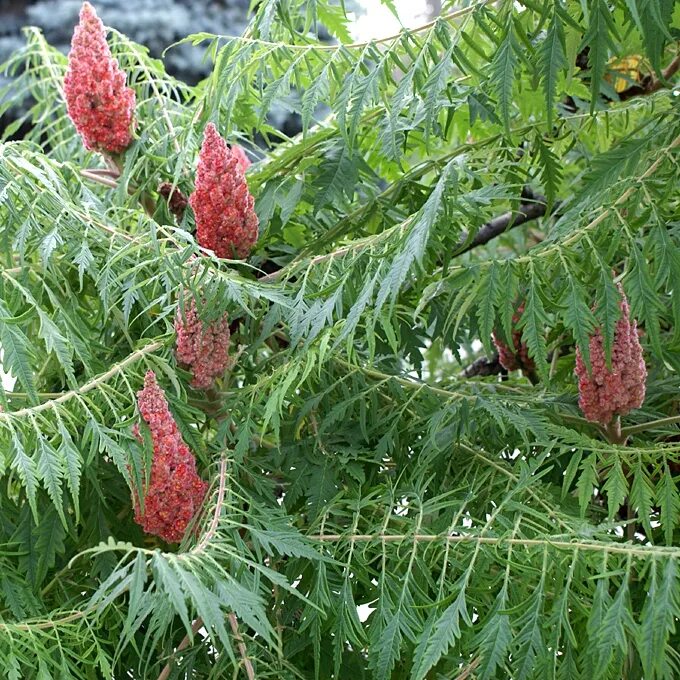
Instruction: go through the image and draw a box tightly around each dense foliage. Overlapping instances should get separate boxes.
[1,0,680,677]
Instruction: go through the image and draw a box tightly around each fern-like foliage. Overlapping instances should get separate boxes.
[0,0,680,677]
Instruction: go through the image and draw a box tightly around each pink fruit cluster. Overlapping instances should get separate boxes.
[175,296,231,389]
[189,123,259,259]
[574,287,646,425]
[492,304,535,373]
[132,371,208,543]
[64,2,135,153]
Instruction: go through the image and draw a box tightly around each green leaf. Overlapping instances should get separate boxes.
[539,10,567,131]
[517,273,550,381]
[171,562,232,652]
[489,24,518,134]
[36,435,66,526]
[583,0,616,113]
[37,310,75,384]
[57,421,82,520]
[313,142,358,213]
[577,453,598,514]
[29,505,66,588]
[562,269,597,373]
[410,588,469,680]
[476,262,501,355]
[628,247,663,359]
[301,61,331,133]
[375,158,458,312]
[513,578,545,680]
[10,433,39,522]
[594,269,621,368]
[602,458,628,519]
[638,558,680,679]
[0,319,37,402]
[536,135,562,212]
[630,0,674,74]
[657,464,680,545]
[151,553,193,637]
[593,577,635,677]
[476,587,512,680]
[629,460,654,536]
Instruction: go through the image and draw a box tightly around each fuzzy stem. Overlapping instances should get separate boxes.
[228,612,256,680]
[0,341,163,421]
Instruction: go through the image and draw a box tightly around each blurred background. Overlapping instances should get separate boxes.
[0,0,438,138]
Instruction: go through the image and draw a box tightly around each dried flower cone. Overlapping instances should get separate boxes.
[492,304,535,373]
[175,296,231,390]
[64,2,136,154]
[190,123,258,259]
[133,371,207,543]
[575,288,647,426]
[158,182,188,220]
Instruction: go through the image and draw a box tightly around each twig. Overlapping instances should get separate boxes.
[452,187,556,257]
[229,612,256,680]
[620,414,680,437]
[0,610,85,632]
[310,532,680,557]
[0,341,163,420]
[618,52,680,102]
[459,353,506,378]
[261,186,555,283]
[456,657,480,680]
[192,458,228,554]
[79,169,120,190]
[156,617,205,680]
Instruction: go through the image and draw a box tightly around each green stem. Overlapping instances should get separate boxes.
[620,414,680,437]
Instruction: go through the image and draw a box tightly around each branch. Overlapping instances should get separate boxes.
[310,532,680,558]
[453,187,555,257]
[261,187,554,284]
[229,612,256,680]
[192,457,228,554]
[618,52,680,102]
[0,341,163,421]
[157,617,205,680]
[456,658,481,680]
[458,353,507,379]
[621,414,680,437]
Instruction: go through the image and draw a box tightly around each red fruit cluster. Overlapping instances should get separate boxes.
[575,287,646,425]
[175,296,231,389]
[189,123,259,259]
[492,304,535,373]
[64,2,135,153]
[133,371,208,543]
